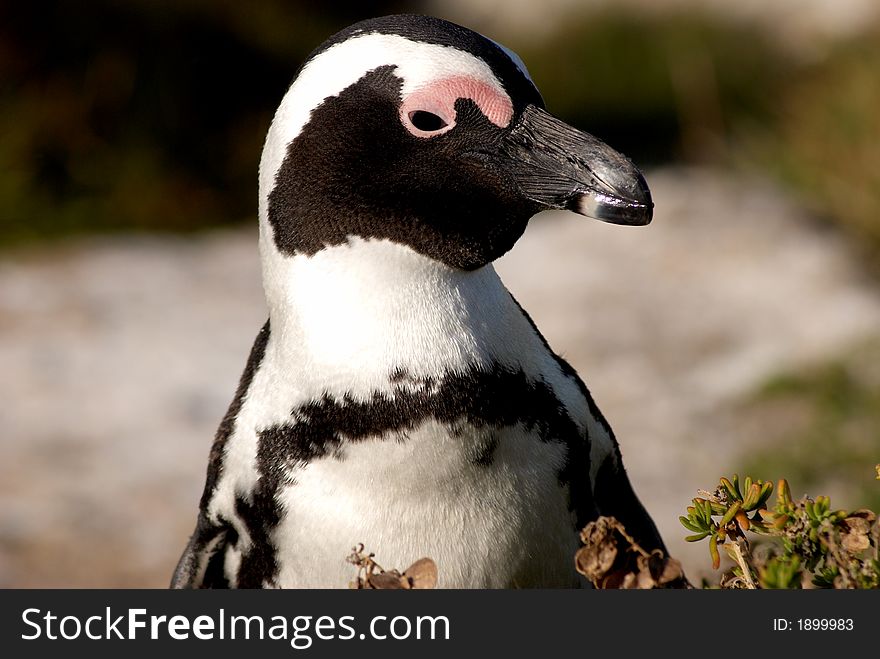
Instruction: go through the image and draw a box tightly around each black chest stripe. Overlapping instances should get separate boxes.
[233,364,589,586]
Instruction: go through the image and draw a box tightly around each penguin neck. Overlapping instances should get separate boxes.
[259,234,522,393]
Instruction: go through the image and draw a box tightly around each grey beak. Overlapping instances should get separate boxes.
[501,105,653,226]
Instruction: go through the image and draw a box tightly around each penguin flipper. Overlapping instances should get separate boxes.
[170,516,231,588]
[172,321,271,589]
[591,451,667,555]
[507,294,667,553]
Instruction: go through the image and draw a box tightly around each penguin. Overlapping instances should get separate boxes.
[172,14,665,589]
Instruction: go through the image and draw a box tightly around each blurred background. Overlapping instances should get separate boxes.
[2,0,879,587]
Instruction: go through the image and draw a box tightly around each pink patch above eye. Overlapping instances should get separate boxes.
[399,76,514,137]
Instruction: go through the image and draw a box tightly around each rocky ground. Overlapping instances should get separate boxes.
[2,166,879,587]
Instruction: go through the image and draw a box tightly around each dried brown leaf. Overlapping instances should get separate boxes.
[403,558,438,589]
[636,562,656,589]
[844,509,876,529]
[348,544,439,590]
[367,571,407,590]
[632,552,684,589]
[577,516,690,589]
[648,552,685,586]
[575,518,619,581]
[841,532,870,554]
[620,572,640,589]
[840,510,877,554]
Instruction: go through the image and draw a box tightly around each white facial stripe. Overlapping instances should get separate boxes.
[258,32,513,222]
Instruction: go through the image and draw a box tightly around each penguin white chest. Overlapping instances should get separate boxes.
[271,418,578,588]
[199,239,598,589]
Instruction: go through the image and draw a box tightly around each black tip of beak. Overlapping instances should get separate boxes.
[573,168,653,226]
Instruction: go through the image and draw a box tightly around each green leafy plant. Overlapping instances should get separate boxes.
[680,472,880,588]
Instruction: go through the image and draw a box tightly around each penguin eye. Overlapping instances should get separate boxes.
[408,110,448,132]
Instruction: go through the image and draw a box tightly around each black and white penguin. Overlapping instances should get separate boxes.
[172,14,664,589]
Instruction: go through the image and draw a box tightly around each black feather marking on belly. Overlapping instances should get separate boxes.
[470,433,500,467]
[201,523,235,589]
[234,493,281,588]
[262,365,580,461]
[239,364,582,586]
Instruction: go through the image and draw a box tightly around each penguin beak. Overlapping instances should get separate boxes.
[500,105,653,226]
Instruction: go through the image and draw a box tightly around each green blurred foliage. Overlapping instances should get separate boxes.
[1,3,879,263]
[680,474,879,589]
[523,10,880,267]
[742,25,880,268]
[737,341,880,514]
[518,9,795,164]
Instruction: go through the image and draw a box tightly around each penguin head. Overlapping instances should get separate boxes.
[259,15,652,272]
